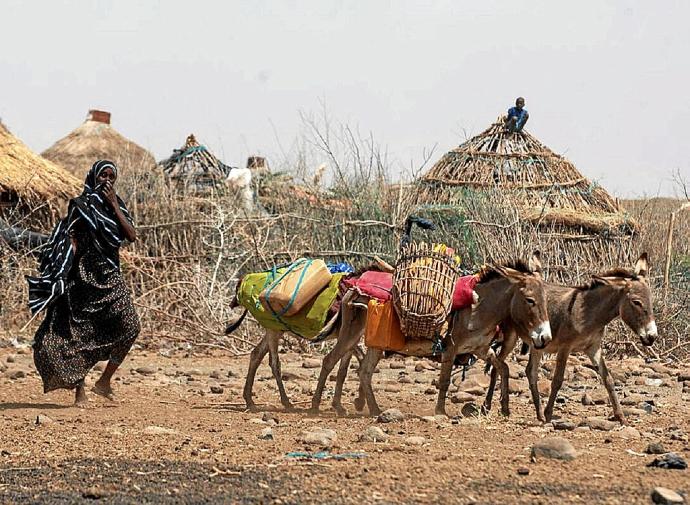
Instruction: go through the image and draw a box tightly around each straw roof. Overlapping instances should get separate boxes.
[420,117,634,233]
[158,134,230,185]
[42,110,156,179]
[0,121,80,224]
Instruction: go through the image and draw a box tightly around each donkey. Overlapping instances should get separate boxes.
[225,287,371,414]
[352,260,552,417]
[486,253,657,424]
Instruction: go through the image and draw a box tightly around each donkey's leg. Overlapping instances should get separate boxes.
[588,344,625,424]
[526,347,545,422]
[310,336,356,413]
[265,330,292,410]
[243,332,270,410]
[311,313,364,413]
[434,346,457,417]
[353,368,367,413]
[331,350,353,415]
[544,347,571,422]
[359,348,384,416]
[491,330,517,416]
[483,360,499,414]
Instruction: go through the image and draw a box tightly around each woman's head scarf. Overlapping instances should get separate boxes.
[27,160,134,314]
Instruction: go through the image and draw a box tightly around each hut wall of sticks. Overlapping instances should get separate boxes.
[0,121,81,230]
[412,117,640,283]
[41,110,157,180]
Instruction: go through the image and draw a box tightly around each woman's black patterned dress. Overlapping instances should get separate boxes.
[32,222,140,392]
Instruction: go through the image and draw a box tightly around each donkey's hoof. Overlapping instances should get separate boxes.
[353,397,366,412]
[611,415,627,425]
[333,405,347,417]
[246,403,259,413]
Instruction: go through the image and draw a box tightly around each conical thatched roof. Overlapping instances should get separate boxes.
[420,117,634,233]
[158,134,230,186]
[0,121,80,226]
[42,110,156,178]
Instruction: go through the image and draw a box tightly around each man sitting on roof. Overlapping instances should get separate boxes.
[505,97,529,133]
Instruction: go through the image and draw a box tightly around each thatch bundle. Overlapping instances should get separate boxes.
[158,134,230,190]
[41,110,156,178]
[0,121,80,228]
[419,117,634,235]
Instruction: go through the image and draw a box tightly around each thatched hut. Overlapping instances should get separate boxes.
[158,134,231,191]
[413,117,637,277]
[0,121,80,229]
[42,110,156,178]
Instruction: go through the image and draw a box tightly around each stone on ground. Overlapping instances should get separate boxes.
[551,420,576,431]
[530,437,577,461]
[377,408,405,423]
[359,426,388,443]
[143,426,179,435]
[461,403,481,418]
[299,427,337,448]
[404,436,426,446]
[258,427,274,440]
[646,442,667,455]
[302,359,321,369]
[585,417,617,431]
[651,487,685,504]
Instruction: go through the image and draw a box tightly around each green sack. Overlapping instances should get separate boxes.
[238,269,346,340]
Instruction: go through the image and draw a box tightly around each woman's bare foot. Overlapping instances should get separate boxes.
[74,383,88,408]
[92,381,116,401]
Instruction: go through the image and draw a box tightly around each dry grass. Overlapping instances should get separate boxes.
[1,117,688,362]
[0,121,81,229]
[41,117,156,179]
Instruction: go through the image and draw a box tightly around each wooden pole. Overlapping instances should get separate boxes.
[663,202,690,303]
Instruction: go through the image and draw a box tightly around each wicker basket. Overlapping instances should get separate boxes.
[392,242,461,339]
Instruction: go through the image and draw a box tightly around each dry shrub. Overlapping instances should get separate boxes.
[1,118,688,362]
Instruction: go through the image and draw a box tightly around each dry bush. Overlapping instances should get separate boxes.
[1,119,688,362]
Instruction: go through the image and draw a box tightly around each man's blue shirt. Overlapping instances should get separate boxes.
[507,106,528,128]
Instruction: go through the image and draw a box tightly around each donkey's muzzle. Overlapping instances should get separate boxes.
[530,321,552,350]
[639,321,657,346]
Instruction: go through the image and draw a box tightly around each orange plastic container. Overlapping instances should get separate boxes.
[364,299,405,351]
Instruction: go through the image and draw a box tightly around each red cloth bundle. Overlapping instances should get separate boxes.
[452,275,479,311]
[343,271,393,302]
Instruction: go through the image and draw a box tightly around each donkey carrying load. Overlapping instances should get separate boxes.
[312,219,552,417]
[484,252,657,425]
[224,258,386,414]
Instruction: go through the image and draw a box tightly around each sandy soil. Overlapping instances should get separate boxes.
[0,343,688,504]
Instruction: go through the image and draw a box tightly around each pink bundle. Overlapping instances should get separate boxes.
[452,275,479,311]
[343,271,393,302]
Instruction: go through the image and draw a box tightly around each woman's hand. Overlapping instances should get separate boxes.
[102,181,119,208]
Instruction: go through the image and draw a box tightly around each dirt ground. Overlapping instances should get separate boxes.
[0,342,688,504]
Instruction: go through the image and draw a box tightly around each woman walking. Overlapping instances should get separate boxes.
[27,160,139,406]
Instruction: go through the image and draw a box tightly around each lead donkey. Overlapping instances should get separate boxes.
[320,259,552,417]
[485,252,657,424]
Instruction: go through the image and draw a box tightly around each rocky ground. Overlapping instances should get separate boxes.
[0,342,688,504]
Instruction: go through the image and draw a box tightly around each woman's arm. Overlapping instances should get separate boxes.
[102,181,137,242]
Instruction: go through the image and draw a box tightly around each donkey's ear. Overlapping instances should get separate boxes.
[495,266,524,284]
[634,252,649,278]
[592,275,629,289]
[528,250,542,278]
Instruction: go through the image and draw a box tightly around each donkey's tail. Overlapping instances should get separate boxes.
[225,308,248,334]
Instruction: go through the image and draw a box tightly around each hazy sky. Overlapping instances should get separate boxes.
[2,0,688,197]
